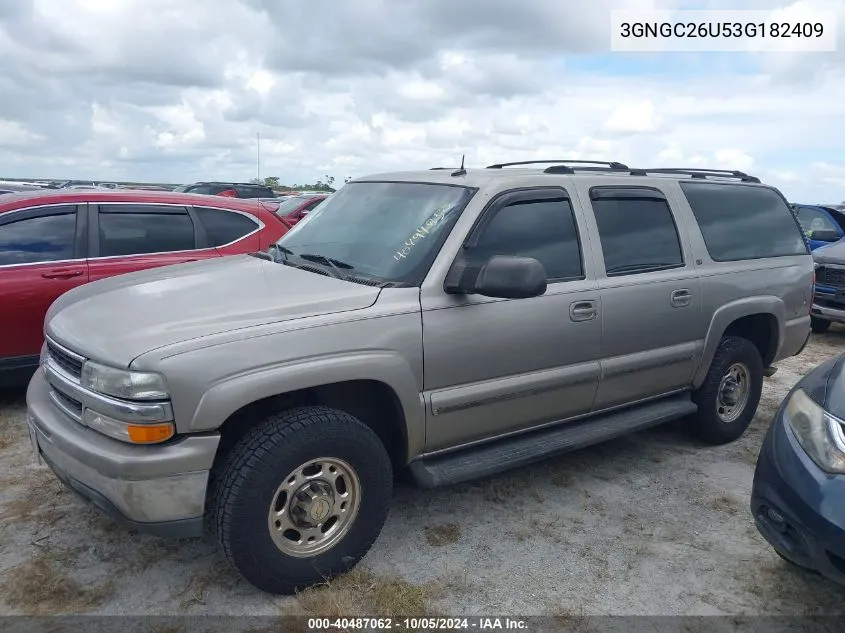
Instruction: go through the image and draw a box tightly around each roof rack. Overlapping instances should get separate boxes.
[628,168,760,183]
[487,160,630,170]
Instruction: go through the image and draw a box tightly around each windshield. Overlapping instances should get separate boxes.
[274,196,309,215]
[276,181,476,286]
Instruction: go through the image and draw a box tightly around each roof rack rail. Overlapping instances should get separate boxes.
[628,168,760,183]
[487,160,630,170]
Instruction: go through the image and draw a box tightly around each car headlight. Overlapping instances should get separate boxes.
[80,361,169,401]
[785,388,845,473]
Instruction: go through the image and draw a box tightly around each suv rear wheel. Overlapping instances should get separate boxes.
[690,336,763,445]
[208,406,393,594]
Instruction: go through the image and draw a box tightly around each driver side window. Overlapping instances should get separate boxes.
[465,196,583,281]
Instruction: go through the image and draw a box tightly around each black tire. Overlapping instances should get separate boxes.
[691,336,763,445]
[207,406,393,594]
[811,317,831,334]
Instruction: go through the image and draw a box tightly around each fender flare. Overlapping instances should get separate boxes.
[692,296,784,389]
[190,351,424,460]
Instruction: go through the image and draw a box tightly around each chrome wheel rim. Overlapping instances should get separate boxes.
[267,457,361,558]
[717,362,750,424]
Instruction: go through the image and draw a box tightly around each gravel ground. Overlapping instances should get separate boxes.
[2,331,845,618]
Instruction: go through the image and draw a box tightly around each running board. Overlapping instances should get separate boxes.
[409,394,697,488]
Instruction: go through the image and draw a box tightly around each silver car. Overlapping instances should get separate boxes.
[26,161,813,593]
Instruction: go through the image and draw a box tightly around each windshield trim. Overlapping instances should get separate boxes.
[276,180,478,288]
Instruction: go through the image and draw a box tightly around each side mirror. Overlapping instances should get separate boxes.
[446,255,547,299]
[810,229,839,242]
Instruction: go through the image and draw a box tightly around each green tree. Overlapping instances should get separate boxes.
[263,176,280,188]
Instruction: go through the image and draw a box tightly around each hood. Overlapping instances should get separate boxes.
[813,240,845,264]
[822,354,845,421]
[46,255,381,367]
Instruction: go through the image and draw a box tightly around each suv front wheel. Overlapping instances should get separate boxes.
[690,336,764,445]
[208,406,393,594]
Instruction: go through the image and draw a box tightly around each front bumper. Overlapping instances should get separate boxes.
[26,370,220,537]
[811,286,845,324]
[751,402,845,584]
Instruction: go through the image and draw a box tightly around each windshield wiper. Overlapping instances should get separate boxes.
[298,253,354,280]
[268,243,294,263]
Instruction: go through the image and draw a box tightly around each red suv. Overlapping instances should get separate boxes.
[0,189,290,386]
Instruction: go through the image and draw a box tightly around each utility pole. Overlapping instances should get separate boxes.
[256,132,261,183]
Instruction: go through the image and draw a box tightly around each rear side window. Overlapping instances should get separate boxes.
[0,210,77,266]
[469,197,583,281]
[184,184,221,195]
[590,189,684,276]
[235,185,273,198]
[681,183,808,261]
[97,205,195,256]
[194,207,259,246]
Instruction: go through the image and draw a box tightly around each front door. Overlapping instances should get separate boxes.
[421,187,603,452]
[0,204,89,367]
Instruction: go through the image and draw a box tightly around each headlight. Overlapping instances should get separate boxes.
[785,388,845,473]
[83,409,174,444]
[80,361,169,401]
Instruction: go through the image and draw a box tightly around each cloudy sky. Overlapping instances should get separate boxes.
[0,0,842,201]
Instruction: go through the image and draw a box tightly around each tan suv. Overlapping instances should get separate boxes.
[26,160,813,593]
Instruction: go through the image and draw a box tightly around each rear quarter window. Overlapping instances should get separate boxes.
[193,207,259,246]
[680,182,808,261]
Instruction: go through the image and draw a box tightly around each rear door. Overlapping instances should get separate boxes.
[575,184,704,409]
[87,203,220,282]
[0,204,88,364]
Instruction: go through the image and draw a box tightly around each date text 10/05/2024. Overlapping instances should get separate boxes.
[307,617,528,630]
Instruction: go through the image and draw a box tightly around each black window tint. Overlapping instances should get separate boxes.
[0,212,76,266]
[98,206,195,256]
[470,198,582,280]
[194,207,258,246]
[591,193,683,276]
[235,185,272,198]
[681,183,807,261]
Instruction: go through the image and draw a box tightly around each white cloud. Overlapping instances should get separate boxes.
[604,100,663,135]
[0,0,841,204]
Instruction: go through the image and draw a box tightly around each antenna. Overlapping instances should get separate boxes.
[451,154,466,177]
[256,132,261,183]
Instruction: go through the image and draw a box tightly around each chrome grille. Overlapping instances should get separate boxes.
[49,388,83,422]
[817,266,845,289]
[46,339,84,379]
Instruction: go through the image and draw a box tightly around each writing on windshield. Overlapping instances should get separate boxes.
[393,203,453,261]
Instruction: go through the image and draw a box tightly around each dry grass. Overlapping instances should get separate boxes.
[424,522,462,547]
[0,467,67,525]
[288,568,439,617]
[176,562,239,609]
[710,494,743,516]
[0,547,114,614]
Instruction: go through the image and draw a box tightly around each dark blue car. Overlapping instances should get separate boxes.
[791,204,845,251]
[752,353,845,584]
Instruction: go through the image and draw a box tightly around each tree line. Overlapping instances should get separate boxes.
[250,175,353,192]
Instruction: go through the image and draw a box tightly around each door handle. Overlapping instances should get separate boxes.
[670,288,692,307]
[41,270,84,279]
[570,300,598,322]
